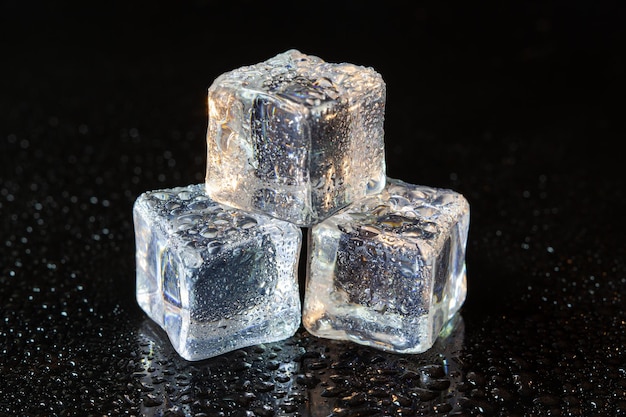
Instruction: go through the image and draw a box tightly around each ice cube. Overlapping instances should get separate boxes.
[205,49,387,226]
[133,184,302,360]
[302,178,470,354]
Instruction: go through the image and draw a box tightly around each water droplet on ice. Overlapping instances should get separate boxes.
[207,240,223,254]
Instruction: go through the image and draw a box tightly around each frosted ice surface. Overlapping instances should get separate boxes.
[133,184,302,361]
[205,49,387,226]
[302,178,470,354]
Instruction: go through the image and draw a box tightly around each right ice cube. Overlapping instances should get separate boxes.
[302,178,470,354]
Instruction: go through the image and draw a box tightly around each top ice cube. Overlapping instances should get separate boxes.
[205,49,387,227]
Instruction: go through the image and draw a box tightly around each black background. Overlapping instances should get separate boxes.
[1,1,625,416]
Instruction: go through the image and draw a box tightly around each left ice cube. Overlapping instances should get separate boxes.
[133,184,302,361]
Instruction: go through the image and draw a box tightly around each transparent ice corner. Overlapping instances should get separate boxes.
[302,178,470,354]
[133,184,302,361]
[205,49,387,227]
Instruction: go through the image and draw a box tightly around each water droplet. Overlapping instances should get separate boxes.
[188,201,209,211]
[200,227,218,238]
[177,191,193,201]
[152,191,172,201]
[237,216,258,229]
[165,201,181,210]
[207,241,223,254]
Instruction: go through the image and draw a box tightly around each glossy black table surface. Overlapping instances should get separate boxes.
[1,2,625,416]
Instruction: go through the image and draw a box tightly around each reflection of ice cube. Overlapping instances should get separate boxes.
[205,49,387,226]
[133,184,302,361]
[302,178,470,354]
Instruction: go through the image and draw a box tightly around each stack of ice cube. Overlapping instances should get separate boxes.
[133,49,470,361]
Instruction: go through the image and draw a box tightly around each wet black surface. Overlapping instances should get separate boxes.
[1,1,626,416]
